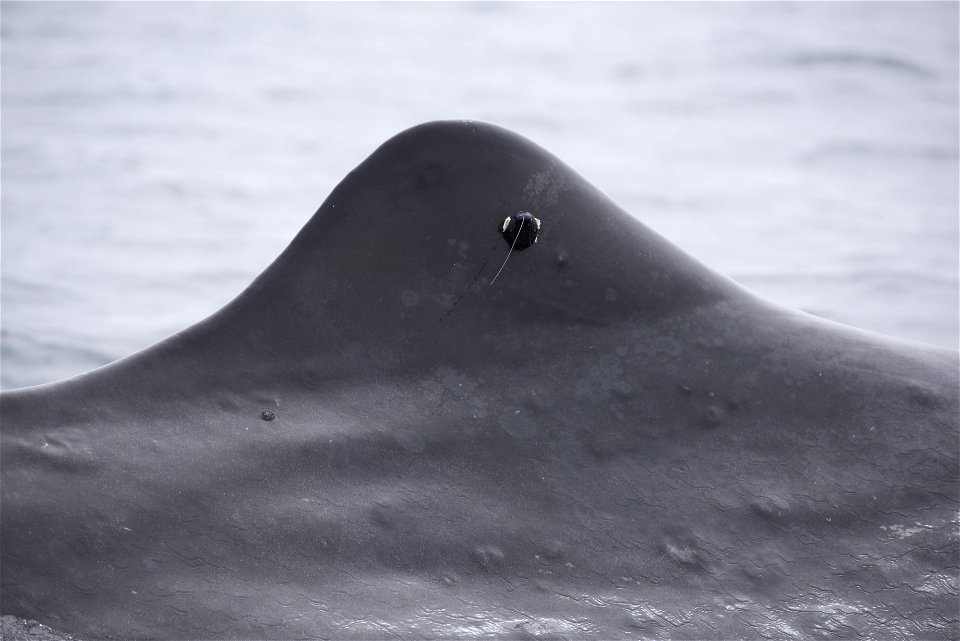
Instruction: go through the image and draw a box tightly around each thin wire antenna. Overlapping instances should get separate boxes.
[489,218,524,286]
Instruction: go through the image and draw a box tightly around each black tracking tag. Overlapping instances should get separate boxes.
[500,212,541,250]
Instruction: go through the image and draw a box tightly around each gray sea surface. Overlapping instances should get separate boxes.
[1,1,958,390]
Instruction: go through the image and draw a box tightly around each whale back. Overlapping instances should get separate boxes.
[2,121,957,639]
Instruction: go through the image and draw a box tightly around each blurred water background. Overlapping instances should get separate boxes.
[1,1,957,390]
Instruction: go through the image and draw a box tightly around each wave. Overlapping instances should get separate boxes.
[772,49,936,78]
[799,141,959,164]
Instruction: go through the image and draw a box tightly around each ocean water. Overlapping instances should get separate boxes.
[1,1,957,390]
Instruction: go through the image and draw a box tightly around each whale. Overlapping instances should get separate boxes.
[2,121,957,640]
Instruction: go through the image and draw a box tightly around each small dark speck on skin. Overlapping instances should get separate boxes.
[260,409,276,422]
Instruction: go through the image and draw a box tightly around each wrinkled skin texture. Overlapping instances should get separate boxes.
[2,121,958,639]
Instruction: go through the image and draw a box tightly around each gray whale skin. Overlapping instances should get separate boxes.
[2,121,957,640]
